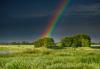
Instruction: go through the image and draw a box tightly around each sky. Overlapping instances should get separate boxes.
[0,0,100,43]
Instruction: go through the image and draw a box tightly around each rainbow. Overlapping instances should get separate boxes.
[42,0,70,37]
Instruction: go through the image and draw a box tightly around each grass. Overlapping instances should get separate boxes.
[0,45,100,69]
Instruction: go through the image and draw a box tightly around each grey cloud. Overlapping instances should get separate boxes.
[65,3,100,16]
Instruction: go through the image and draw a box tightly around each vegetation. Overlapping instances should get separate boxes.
[56,42,64,48]
[34,38,45,47]
[33,34,91,48]
[61,34,91,48]
[0,45,100,69]
[74,34,91,47]
[61,37,73,47]
[34,37,55,48]
[44,37,55,48]
[0,34,99,69]
[0,41,33,45]
[0,34,91,49]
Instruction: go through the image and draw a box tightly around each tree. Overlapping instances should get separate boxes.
[71,36,81,47]
[11,42,18,45]
[72,34,91,47]
[44,37,55,48]
[60,34,91,47]
[61,37,73,47]
[34,38,45,47]
[34,37,55,48]
[56,42,64,48]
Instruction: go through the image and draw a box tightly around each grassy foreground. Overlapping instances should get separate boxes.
[0,45,100,69]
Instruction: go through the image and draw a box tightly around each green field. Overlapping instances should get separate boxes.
[0,45,100,69]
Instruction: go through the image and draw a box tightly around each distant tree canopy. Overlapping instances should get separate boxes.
[56,42,65,48]
[44,37,55,48]
[34,37,55,48]
[0,34,91,48]
[34,34,91,48]
[61,34,91,47]
[61,37,73,47]
[34,38,45,47]
[0,41,33,45]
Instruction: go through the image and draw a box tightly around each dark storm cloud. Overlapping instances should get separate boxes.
[70,3,100,16]
[0,0,100,42]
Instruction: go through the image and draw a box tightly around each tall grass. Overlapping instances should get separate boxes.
[0,45,100,69]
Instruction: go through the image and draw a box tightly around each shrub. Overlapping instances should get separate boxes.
[61,37,73,47]
[44,37,55,48]
[60,34,91,47]
[34,37,55,48]
[56,42,64,48]
[34,38,45,47]
[72,34,91,47]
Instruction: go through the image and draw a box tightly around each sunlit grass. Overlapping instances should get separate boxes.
[0,45,100,69]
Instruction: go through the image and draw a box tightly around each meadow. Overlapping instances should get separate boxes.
[0,45,100,69]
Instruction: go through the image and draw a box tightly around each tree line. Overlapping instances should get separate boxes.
[0,41,33,45]
[34,34,91,48]
[0,34,91,48]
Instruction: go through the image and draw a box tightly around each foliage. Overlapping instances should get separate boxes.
[60,34,91,47]
[61,37,73,47]
[0,45,100,69]
[34,34,91,48]
[0,41,33,45]
[34,37,55,48]
[73,34,91,47]
[34,38,45,47]
[44,37,55,48]
[56,42,64,48]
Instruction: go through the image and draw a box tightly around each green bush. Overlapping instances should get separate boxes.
[61,37,73,47]
[34,38,45,47]
[44,37,55,48]
[72,34,91,47]
[34,37,55,48]
[56,42,64,48]
[60,34,91,47]
[34,34,91,48]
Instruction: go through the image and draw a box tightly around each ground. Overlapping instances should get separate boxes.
[0,45,100,69]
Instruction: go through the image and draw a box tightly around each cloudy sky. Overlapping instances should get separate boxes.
[0,0,100,43]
